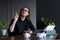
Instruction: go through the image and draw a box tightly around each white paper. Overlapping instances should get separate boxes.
[45,25,55,31]
[36,32,46,38]
[24,33,31,38]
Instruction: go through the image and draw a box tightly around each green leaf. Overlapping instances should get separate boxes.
[0,21,8,28]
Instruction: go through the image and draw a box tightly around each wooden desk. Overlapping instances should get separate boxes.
[0,34,36,40]
[0,34,58,40]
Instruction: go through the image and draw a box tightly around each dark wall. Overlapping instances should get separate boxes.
[0,0,36,28]
[37,0,60,38]
[0,0,8,22]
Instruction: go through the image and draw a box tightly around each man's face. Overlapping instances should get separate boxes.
[21,8,29,17]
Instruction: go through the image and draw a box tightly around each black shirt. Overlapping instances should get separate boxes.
[8,18,35,37]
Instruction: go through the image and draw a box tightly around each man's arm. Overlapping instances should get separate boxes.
[10,12,19,32]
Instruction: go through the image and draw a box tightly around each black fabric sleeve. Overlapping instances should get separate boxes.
[7,19,15,36]
[9,19,14,28]
[28,20,36,32]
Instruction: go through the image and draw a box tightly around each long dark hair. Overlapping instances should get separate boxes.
[19,6,30,20]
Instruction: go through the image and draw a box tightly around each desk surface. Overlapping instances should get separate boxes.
[0,34,58,40]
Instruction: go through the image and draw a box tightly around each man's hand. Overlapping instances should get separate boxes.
[29,31,33,34]
[29,31,33,35]
[14,12,19,21]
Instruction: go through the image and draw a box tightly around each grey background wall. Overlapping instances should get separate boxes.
[37,0,60,38]
[0,0,8,23]
[0,0,36,28]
